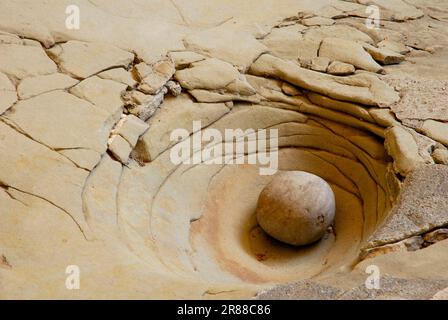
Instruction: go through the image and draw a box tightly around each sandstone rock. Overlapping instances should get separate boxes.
[357,0,424,21]
[165,80,182,96]
[135,94,229,161]
[424,229,448,244]
[0,0,447,301]
[421,120,448,146]
[363,44,405,65]
[296,37,321,64]
[70,76,127,124]
[175,58,255,95]
[169,51,205,69]
[432,148,448,165]
[3,91,110,161]
[83,154,122,230]
[0,72,17,114]
[0,31,23,45]
[184,27,268,72]
[385,77,448,122]
[301,17,335,26]
[256,171,336,246]
[0,44,57,80]
[108,134,132,164]
[123,89,167,121]
[98,68,137,87]
[281,82,301,96]
[384,126,426,176]
[135,59,175,94]
[0,121,90,234]
[58,148,102,171]
[310,57,330,72]
[365,164,448,249]
[261,25,306,61]
[249,54,399,106]
[326,61,355,76]
[113,115,149,147]
[362,236,424,260]
[307,92,374,123]
[369,108,400,127]
[303,25,374,44]
[377,40,410,55]
[189,89,261,103]
[319,38,383,73]
[17,73,78,99]
[47,41,134,79]
[432,288,448,300]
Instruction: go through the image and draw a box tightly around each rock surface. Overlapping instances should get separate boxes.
[0,0,447,300]
[256,171,336,246]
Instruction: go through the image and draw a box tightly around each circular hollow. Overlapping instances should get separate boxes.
[256,171,336,246]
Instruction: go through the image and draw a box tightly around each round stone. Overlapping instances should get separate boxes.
[256,171,336,246]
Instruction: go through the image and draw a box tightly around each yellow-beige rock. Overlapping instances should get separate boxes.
[0,0,447,300]
[47,41,134,79]
[0,71,17,114]
[17,73,79,99]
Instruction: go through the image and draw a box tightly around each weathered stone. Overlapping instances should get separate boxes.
[262,25,306,61]
[0,0,447,301]
[135,59,175,94]
[310,57,330,72]
[385,76,448,122]
[249,54,399,106]
[256,171,336,246]
[432,287,448,300]
[165,80,182,96]
[70,76,127,124]
[362,236,424,260]
[47,41,134,79]
[83,154,122,229]
[303,25,374,44]
[0,44,57,80]
[175,58,256,96]
[432,148,448,165]
[169,51,205,69]
[3,91,110,158]
[113,115,149,147]
[369,108,400,127]
[98,68,137,87]
[108,134,132,164]
[135,94,229,161]
[363,44,405,65]
[384,126,426,176]
[184,27,268,72]
[424,229,448,244]
[301,17,335,26]
[307,92,375,123]
[319,38,383,73]
[358,0,424,21]
[0,72,17,114]
[0,121,90,234]
[18,73,78,99]
[326,61,355,76]
[123,89,167,121]
[281,82,301,96]
[421,120,448,146]
[377,40,410,55]
[365,165,448,248]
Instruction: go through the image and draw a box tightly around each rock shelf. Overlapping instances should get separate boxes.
[0,0,447,299]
